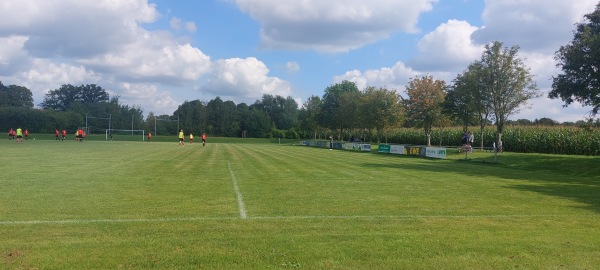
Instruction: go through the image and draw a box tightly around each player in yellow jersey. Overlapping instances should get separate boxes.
[16,127,23,143]
[178,129,184,147]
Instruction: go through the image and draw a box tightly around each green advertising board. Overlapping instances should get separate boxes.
[378,144,391,153]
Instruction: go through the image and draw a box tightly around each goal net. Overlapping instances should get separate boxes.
[105,129,146,141]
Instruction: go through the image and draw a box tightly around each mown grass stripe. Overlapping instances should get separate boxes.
[227,160,247,219]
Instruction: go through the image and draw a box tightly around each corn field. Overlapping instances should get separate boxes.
[383,126,600,156]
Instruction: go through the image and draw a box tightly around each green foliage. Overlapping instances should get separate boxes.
[0,82,34,108]
[321,80,360,130]
[444,62,488,130]
[479,41,539,136]
[405,76,447,145]
[253,94,299,130]
[41,84,110,111]
[551,3,600,115]
[0,107,82,133]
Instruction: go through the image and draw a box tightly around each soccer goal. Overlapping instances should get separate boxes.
[105,129,146,141]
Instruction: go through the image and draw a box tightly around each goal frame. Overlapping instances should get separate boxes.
[105,129,146,141]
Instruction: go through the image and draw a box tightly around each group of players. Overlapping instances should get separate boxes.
[176,129,206,147]
[7,127,29,143]
[53,129,86,142]
[8,128,207,146]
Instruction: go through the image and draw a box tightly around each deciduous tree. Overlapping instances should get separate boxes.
[479,41,538,147]
[550,3,600,116]
[405,76,446,146]
[0,82,34,108]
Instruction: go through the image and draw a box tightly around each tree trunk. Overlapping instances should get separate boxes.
[426,133,431,146]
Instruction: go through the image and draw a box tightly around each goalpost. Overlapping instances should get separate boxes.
[105,129,146,141]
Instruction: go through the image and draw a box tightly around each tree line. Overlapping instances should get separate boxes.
[3,3,600,144]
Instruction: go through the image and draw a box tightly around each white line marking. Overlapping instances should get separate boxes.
[227,160,247,219]
[1,214,587,226]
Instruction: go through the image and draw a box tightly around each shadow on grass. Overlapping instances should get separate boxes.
[361,152,600,213]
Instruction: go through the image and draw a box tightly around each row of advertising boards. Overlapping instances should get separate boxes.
[300,141,447,159]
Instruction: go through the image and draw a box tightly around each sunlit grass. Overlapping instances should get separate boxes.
[1,139,599,269]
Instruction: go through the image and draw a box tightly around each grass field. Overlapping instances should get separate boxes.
[1,137,599,269]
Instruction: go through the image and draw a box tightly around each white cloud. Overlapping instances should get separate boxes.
[410,20,483,72]
[516,96,591,123]
[202,57,292,102]
[0,35,30,75]
[0,0,214,115]
[80,30,211,83]
[333,61,419,91]
[232,0,437,53]
[0,0,159,58]
[3,58,100,104]
[472,0,597,53]
[170,17,197,33]
[119,83,178,115]
[286,61,300,73]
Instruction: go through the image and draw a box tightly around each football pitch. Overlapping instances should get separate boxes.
[1,138,599,269]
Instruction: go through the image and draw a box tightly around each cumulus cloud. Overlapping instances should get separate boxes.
[333,61,419,91]
[202,57,292,101]
[0,0,215,114]
[410,20,483,72]
[472,0,597,53]
[0,0,158,58]
[232,0,437,53]
[119,83,178,114]
[80,30,211,84]
[0,35,31,76]
[4,58,100,104]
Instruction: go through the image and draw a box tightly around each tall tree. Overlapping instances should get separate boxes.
[479,41,538,147]
[246,107,273,138]
[550,3,600,116]
[174,100,208,135]
[0,83,34,108]
[253,94,298,130]
[336,91,362,138]
[361,86,404,143]
[321,80,360,139]
[222,100,240,137]
[446,62,492,149]
[207,97,225,135]
[405,76,446,146]
[41,84,110,111]
[298,95,323,139]
[79,84,110,105]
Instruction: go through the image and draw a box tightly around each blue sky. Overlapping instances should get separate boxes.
[0,0,598,122]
